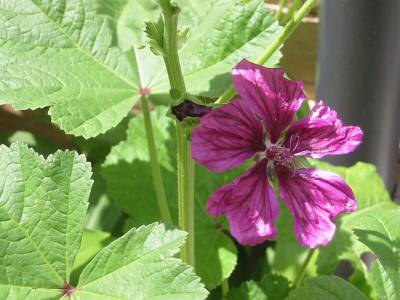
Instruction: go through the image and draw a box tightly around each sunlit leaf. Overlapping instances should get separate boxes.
[312,162,395,285]
[271,161,395,291]
[0,143,92,298]
[76,223,208,299]
[353,207,400,300]
[0,143,207,299]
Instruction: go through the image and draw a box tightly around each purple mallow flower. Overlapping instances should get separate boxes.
[191,60,363,248]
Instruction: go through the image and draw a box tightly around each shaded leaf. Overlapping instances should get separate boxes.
[268,205,318,281]
[70,230,114,285]
[227,280,268,300]
[227,273,291,300]
[286,276,369,300]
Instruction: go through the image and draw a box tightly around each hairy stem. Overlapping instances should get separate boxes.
[216,0,317,104]
[158,0,195,267]
[141,95,172,224]
[176,123,195,266]
[293,249,316,287]
[158,1,186,93]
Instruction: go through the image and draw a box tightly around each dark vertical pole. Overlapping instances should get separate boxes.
[317,0,400,194]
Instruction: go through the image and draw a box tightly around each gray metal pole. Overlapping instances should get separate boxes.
[317,0,400,194]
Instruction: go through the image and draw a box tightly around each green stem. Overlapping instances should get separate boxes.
[216,0,317,104]
[293,249,316,287]
[275,0,288,20]
[283,0,303,24]
[158,1,186,93]
[158,0,195,268]
[221,279,229,296]
[176,123,195,267]
[141,95,172,224]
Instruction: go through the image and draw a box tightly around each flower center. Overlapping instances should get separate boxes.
[265,144,294,167]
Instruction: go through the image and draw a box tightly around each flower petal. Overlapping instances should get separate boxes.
[192,98,265,172]
[232,59,306,143]
[277,167,358,248]
[207,161,280,245]
[285,101,363,158]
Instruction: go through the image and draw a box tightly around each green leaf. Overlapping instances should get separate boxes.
[70,230,114,285]
[261,274,292,300]
[98,0,283,99]
[94,0,159,48]
[102,107,177,225]
[311,162,395,289]
[102,107,239,289]
[76,223,208,299]
[270,161,395,294]
[268,205,318,281]
[227,274,291,300]
[286,276,369,300]
[85,165,124,234]
[145,18,165,56]
[353,207,400,300]
[227,281,268,300]
[0,142,92,297]
[371,260,393,300]
[194,195,238,290]
[0,0,143,138]
[179,0,283,97]
[0,0,282,136]
[0,143,208,299]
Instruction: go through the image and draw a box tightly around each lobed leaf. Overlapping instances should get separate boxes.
[0,142,92,297]
[0,143,208,299]
[76,223,208,300]
[180,0,282,97]
[0,0,283,138]
[0,0,142,138]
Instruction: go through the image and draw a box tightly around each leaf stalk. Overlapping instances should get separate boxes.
[140,95,172,224]
[293,248,316,287]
